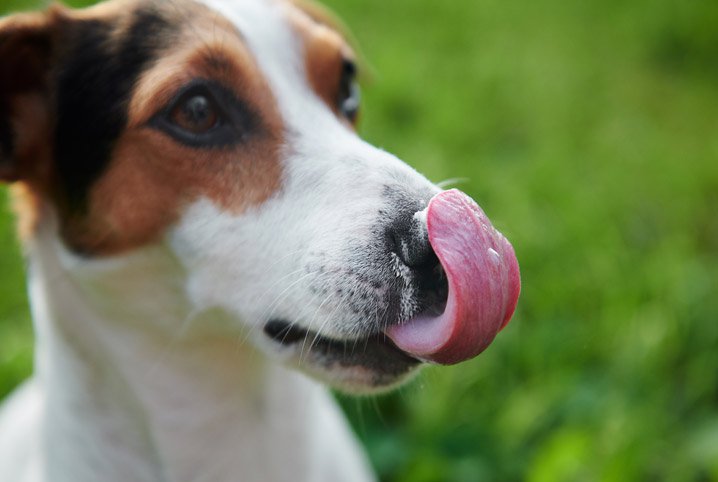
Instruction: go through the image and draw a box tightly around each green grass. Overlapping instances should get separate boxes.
[2,0,718,480]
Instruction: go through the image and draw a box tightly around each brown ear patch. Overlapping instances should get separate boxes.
[0,9,60,182]
[0,12,54,93]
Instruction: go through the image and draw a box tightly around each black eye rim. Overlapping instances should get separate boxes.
[148,79,259,149]
[338,59,360,122]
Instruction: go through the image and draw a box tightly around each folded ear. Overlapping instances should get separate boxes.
[0,10,61,183]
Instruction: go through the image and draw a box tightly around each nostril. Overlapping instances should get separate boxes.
[387,218,448,317]
[385,210,449,319]
[387,214,436,269]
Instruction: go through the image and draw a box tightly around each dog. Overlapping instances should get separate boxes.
[0,0,521,480]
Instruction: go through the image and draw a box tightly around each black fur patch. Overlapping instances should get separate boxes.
[0,101,12,160]
[54,8,173,209]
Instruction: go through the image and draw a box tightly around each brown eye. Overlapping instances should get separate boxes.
[169,93,219,134]
[151,80,257,148]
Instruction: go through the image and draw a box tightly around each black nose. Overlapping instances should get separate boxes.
[388,214,438,269]
[387,212,448,315]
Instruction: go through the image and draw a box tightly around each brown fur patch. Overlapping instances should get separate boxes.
[4,0,285,255]
[63,1,285,255]
[8,94,53,241]
[0,8,66,239]
[0,8,59,181]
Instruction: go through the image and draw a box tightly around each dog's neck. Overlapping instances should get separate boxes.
[25,215,370,482]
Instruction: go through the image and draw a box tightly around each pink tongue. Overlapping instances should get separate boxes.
[386,189,521,365]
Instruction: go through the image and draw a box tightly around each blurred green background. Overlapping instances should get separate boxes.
[2,0,717,480]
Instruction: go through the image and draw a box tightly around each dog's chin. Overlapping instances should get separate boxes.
[263,320,423,394]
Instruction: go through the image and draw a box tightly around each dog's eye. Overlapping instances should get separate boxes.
[169,92,220,134]
[338,60,360,122]
[150,80,259,148]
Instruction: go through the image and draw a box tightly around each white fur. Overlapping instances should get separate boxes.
[0,0,442,480]
[0,214,375,482]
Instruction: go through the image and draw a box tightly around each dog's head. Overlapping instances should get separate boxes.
[0,0,520,392]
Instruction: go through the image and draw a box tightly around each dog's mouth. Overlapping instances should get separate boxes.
[262,189,521,390]
[263,319,421,387]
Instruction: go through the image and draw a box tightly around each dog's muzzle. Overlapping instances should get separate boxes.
[264,189,520,378]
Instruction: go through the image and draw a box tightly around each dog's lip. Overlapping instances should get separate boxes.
[263,319,420,367]
[264,319,311,345]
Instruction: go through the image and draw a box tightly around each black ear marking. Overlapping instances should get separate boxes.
[53,8,174,209]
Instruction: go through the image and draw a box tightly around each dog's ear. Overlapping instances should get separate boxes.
[0,9,63,183]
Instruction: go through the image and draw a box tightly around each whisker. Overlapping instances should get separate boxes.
[299,286,351,363]
[301,287,355,364]
[436,177,470,189]
[238,269,325,347]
